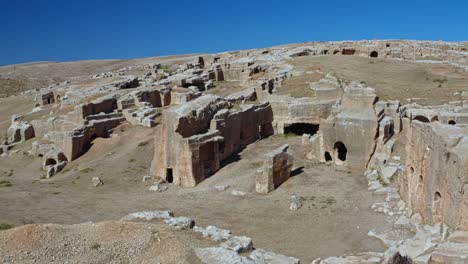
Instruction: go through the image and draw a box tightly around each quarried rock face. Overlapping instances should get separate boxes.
[305,81,379,170]
[400,119,468,229]
[255,144,293,194]
[7,119,34,145]
[150,94,274,187]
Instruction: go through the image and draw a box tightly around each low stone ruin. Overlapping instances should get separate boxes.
[0,115,34,155]
[255,144,293,194]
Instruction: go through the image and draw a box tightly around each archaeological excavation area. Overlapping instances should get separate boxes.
[0,40,468,263]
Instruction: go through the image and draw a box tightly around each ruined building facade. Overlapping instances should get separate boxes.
[150,95,273,187]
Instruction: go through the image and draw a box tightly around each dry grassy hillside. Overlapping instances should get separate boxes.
[284,55,467,105]
[0,54,199,97]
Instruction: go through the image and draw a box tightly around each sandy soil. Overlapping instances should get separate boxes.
[0,220,215,263]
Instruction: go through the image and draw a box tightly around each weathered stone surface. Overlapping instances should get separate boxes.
[164,216,195,229]
[92,177,103,187]
[249,249,300,264]
[120,211,174,221]
[213,184,229,192]
[220,235,253,253]
[113,76,139,89]
[448,231,468,244]
[195,247,254,264]
[150,95,274,187]
[400,119,468,228]
[289,194,303,210]
[256,144,293,194]
[6,119,35,145]
[194,225,232,241]
[431,241,468,263]
[231,189,247,197]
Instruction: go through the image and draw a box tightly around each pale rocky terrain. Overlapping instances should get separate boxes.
[0,40,468,264]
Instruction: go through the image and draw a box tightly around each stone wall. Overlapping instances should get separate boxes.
[400,120,468,229]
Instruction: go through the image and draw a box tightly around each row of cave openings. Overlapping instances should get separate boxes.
[324,49,380,58]
[413,115,457,125]
[284,123,348,163]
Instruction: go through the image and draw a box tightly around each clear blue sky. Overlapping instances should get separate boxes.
[1,0,467,66]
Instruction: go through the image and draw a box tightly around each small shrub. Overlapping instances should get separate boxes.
[90,243,101,250]
[326,197,336,204]
[160,64,176,74]
[128,158,136,163]
[0,180,12,187]
[0,223,14,230]
[433,77,448,84]
[138,141,149,147]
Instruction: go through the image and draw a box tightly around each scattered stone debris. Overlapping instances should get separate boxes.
[231,189,247,197]
[91,177,103,187]
[164,216,195,229]
[289,194,304,210]
[213,184,229,192]
[120,210,174,221]
[148,180,168,192]
[220,235,253,253]
[141,175,151,182]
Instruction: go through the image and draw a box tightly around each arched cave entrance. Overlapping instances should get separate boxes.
[433,191,442,221]
[413,115,430,123]
[448,120,456,125]
[324,151,332,161]
[45,158,57,166]
[284,123,319,136]
[334,141,347,163]
[370,51,379,58]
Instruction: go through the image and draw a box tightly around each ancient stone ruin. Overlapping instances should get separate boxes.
[1,39,468,263]
[255,144,293,194]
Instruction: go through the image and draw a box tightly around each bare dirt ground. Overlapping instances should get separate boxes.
[0,123,389,262]
[286,55,468,105]
[0,220,215,263]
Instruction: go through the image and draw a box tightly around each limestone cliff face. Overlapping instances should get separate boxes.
[401,121,468,229]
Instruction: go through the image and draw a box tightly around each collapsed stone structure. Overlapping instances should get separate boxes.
[0,115,35,155]
[150,94,274,187]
